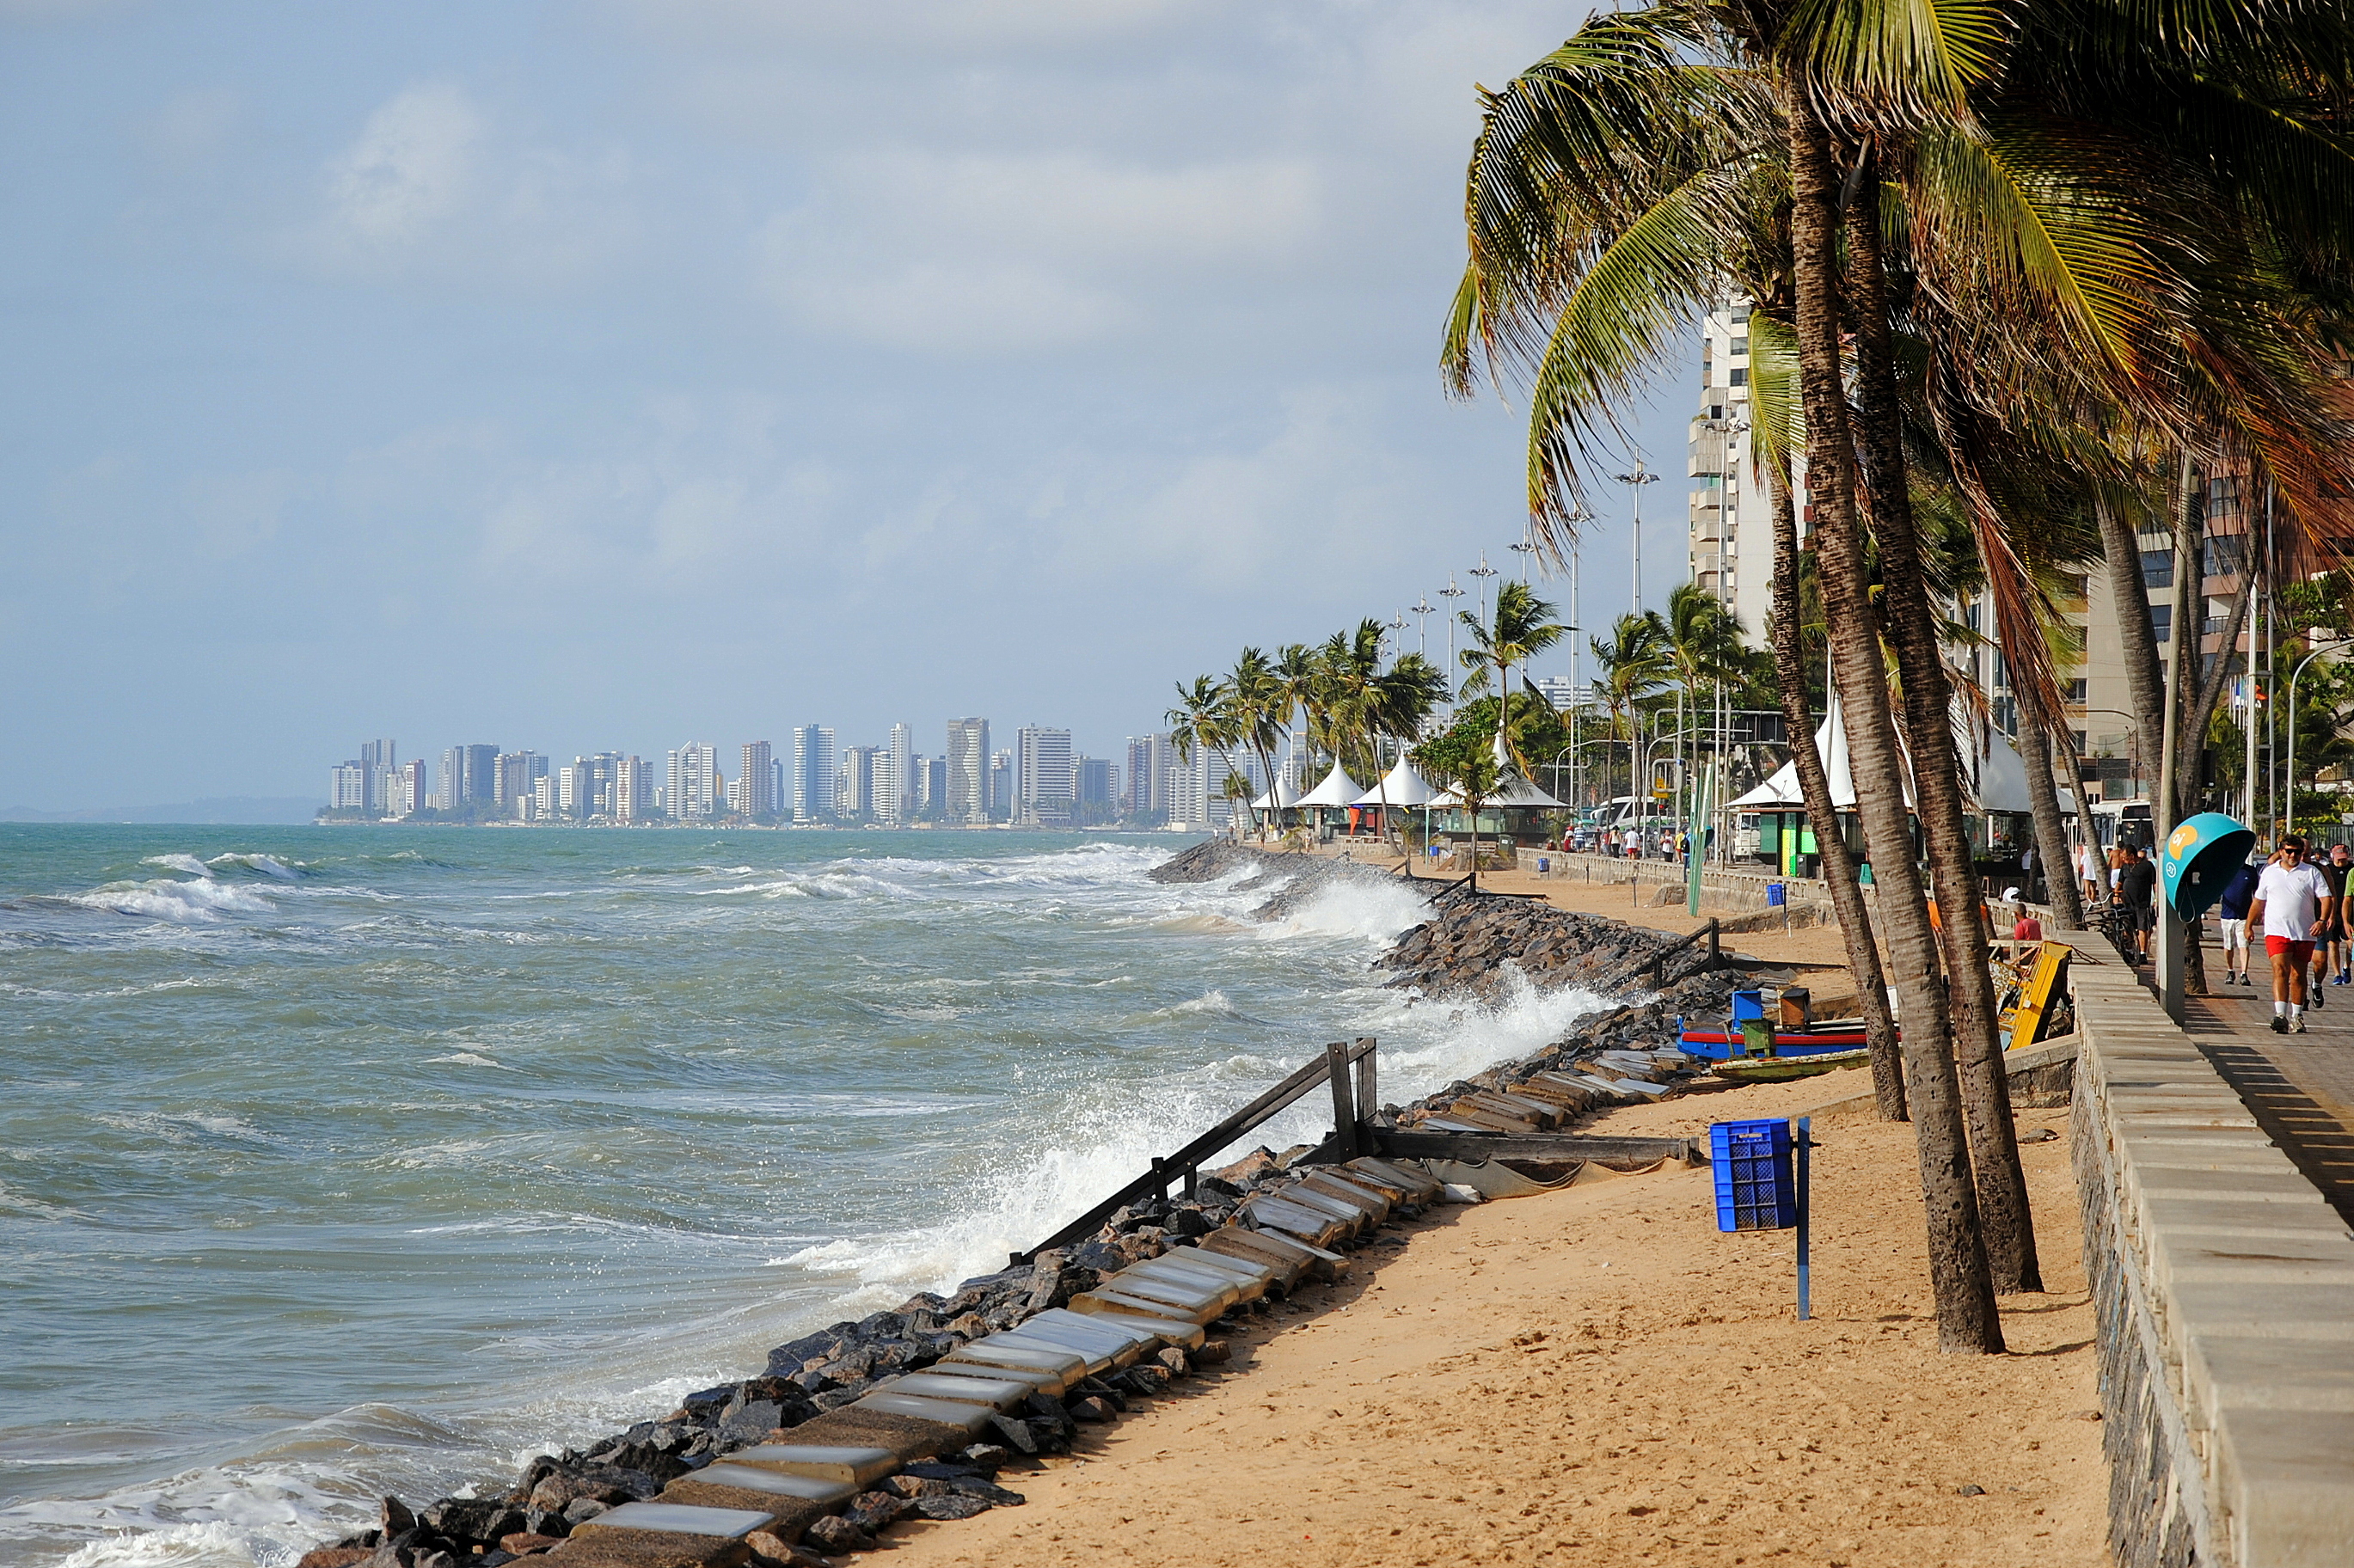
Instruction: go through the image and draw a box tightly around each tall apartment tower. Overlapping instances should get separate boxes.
[1124,734,1172,824]
[790,726,836,824]
[359,738,396,813]
[615,756,653,822]
[839,746,882,820]
[331,762,367,810]
[394,758,426,818]
[666,744,720,819]
[740,740,775,818]
[1015,727,1075,826]
[1686,302,1774,640]
[885,723,913,825]
[946,719,990,825]
[495,751,547,818]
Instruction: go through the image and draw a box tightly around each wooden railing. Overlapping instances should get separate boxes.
[1011,1037,1379,1264]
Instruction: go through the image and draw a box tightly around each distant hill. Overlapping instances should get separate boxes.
[0,797,326,825]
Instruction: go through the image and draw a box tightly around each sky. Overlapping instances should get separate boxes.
[0,0,1699,811]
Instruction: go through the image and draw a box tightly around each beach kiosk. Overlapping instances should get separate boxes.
[1247,773,1301,837]
[1428,769,1570,849]
[1348,755,1437,841]
[1293,761,1364,842]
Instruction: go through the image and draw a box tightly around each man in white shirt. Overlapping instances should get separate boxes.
[2078,842,2104,909]
[2248,835,2338,1034]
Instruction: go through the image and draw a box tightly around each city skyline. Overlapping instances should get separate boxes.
[0,3,1693,814]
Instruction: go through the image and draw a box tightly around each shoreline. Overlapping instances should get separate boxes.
[285,844,1786,1565]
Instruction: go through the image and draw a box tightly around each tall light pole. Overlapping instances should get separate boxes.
[1615,463,1660,617]
[1511,534,1536,583]
[1410,597,1435,658]
[1439,576,1465,710]
[1566,508,1591,806]
[2286,638,2347,835]
[1469,554,1501,761]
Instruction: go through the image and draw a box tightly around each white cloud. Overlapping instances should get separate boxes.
[327,82,481,247]
[759,150,1319,350]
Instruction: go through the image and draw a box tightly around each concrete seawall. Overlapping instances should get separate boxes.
[2066,942,2354,1566]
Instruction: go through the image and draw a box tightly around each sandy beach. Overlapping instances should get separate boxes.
[878,1072,2106,1568]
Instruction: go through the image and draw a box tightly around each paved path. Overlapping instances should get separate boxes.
[2173,942,2354,1225]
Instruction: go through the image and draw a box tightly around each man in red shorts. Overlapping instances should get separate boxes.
[2249,835,2336,1034]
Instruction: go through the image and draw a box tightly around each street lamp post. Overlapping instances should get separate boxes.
[2286,638,2348,836]
[1410,597,1435,658]
[1438,577,1465,710]
[1469,554,1501,765]
[1615,463,1660,617]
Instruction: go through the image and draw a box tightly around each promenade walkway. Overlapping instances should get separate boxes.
[2172,954,2354,1227]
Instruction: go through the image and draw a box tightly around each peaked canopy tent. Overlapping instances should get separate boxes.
[1352,756,1438,809]
[1248,775,1301,812]
[1726,693,2075,876]
[1294,762,1364,810]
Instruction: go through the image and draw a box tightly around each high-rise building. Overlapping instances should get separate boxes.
[773,756,786,822]
[1167,744,1212,830]
[884,723,913,825]
[1015,726,1075,826]
[839,745,882,820]
[989,750,1014,822]
[947,719,990,825]
[668,744,721,820]
[923,756,947,817]
[359,738,396,812]
[615,756,653,823]
[331,762,367,810]
[1076,756,1116,822]
[1124,734,1173,824]
[789,726,836,824]
[740,740,775,818]
[1686,301,1773,640]
[495,751,547,818]
[533,772,556,820]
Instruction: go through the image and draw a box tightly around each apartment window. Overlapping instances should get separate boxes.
[1729,368,1748,387]
[2152,603,2173,642]
[2141,549,2173,589]
[1730,337,1749,356]
[2069,678,2088,703]
[1732,304,1752,323]
[2204,534,2247,577]
[2072,730,2089,753]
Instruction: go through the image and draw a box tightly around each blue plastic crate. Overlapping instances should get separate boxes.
[1729,989,1767,1022]
[1710,1118,1798,1231]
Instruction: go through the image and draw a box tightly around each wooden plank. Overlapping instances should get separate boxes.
[1374,1130,1698,1165]
[1326,1040,1358,1160]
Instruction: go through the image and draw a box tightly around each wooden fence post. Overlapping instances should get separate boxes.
[1325,1040,1357,1159]
[1352,1037,1378,1133]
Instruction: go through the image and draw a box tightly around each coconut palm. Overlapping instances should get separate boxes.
[1228,646,1286,827]
[1589,611,1670,803]
[1456,579,1570,775]
[1166,676,1242,833]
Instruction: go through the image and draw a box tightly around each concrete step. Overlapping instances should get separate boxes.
[1033,1303,1208,1351]
[1226,1216,1350,1275]
[682,1464,855,1507]
[1069,1287,1223,1326]
[1241,1194,1350,1246]
[849,1391,997,1436]
[1196,1228,1308,1289]
[936,1338,1089,1388]
[864,1370,1035,1411]
[1299,1170,1396,1221]
[1119,1253,1260,1303]
[1266,1182,1375,1236]
[720,1444,898,1487]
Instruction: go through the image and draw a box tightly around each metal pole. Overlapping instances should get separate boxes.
[2247,499,2262,827]
[1795,1116,1812,1321]
[2156,454,2195,1022]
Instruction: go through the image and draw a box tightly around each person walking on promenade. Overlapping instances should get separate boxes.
[2249,835,2336,1035]
[2078,840,2104,910]
[2325,844,2353,987]
[2118,843,2158,964]
[2217,856,2262,986]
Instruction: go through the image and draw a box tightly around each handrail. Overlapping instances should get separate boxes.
[1603,917,1721,989]
[1011,1037,1378,1264]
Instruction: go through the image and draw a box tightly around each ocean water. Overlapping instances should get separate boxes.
[0,826,1611,1567]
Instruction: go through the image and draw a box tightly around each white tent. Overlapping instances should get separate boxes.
[1249,775,1301,812]
[1724,690,2074,814]
[1430,771,1570,809]
[1351,756,1438,808]
[1294,761,1365,810]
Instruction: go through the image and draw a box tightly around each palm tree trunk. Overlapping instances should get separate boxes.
[1844,161,2042,1297]
[2098,494,2169,796]
[1768,458,1906,1119]
[1786,78,2002,1351]
[2020,709,2085,930]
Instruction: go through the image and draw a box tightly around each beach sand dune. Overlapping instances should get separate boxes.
[882,1074,2106,1567]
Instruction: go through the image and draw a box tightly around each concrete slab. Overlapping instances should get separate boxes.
[681,1465,857,1505]
[721,1445,899,1486]
[2210,1406,2354,1568]
[768,1407,965,1463]
[1069,1288,1222,1326]
[1297,1172,1393,1222]
[1241,1196,1349,1246]
[916,1357,1067,1399]
[1036,1303,1208,1351]
[1196,1228,1308,1287]
[2165,1282,2354,1339]
[545,1528,751,1568]
[865,1371,1034,1411]
[1113,1258,1245,1308]
[1347,1156,1443,1199]
[1214,1223,1348,1278]
[573,1503,775,1539]
[940,1338,1089,1384]
[2137,1196,2354,1242]
[2185,1334,2354,1419]
[1157,1243,1277,1287]
[1269,1183,1373,1232]
[849,1392,996,1435]
[990,1327,1119,1375]
[1026,1307,1176,1357]
[653,1482,825,1543]
[1124,1252,1264,1302]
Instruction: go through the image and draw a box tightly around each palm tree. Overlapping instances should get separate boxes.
[1166,676,1241,835]
[1271,643,1321,793]
[1590,611,1669,804]
[1457,580,1570,776]
[1228,646,1285,832]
